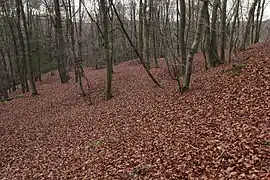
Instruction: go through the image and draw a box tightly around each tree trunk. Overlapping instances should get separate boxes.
[6,48,16,91]
[176,0,180,58]
[220,0,227,64]
[100,0,113,99]
[204,2,212,69]
[144,0,150,69]
[109,0,161,87]
[182,0,206,91]
[131,1,137,49]
[15,0,28,93]
[3,6,23,92]
[185,0,192,47]
[151,0,158,67]
[229,0,240,63]
[54,0,69,83]
[241,0,259,50]
[109,6,114,73]
[139,0,144,59]
[0,49,9,100]
[179,0,186,75]
[255,0,265,43]
[210,0,220,66]
[18,0,38,95]
[35,14,42,81]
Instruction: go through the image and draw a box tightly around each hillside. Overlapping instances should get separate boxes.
[0,42,269,179]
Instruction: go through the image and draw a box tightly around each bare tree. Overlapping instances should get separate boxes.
[220,0,227,64]
[182,0,207,91]
[229,0,240,63]
[100,0,113,99]
[54,0,69,83]
[109,0,162,87]
[17,0,38,95]
[254,0,266,43]
[241,0,259,50]
[210,0,220,66]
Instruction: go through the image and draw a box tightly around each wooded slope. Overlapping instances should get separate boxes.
[0,42,269,179]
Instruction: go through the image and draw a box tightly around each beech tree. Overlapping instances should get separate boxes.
[178,0,186,74]
[54,0,69,83]
[17,0,38,95]
[100,0,112,99]
[182,0,207,91]
[241,0,259,50]
[220,0,227,63]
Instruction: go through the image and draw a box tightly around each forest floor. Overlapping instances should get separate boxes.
[0,42,270,179]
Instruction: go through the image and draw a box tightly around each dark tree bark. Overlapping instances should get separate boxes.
[210,0,220,66]
[0,49,9,100]
[151,0,158,67]
[179,0,186,74]
[220,0,227,64]
[204,1,212,69]
[176,0,180,57]
[255,0,266,43]
[100,0,113,99]
[139,0,144,60]
[18,0,38,95]
[229,0,240,63]
[3,7,19,91]
[15,0,28,93]
[241,0,259,50]
[145,0,151,69]
[182,0,206,91]
[54,0,69,83]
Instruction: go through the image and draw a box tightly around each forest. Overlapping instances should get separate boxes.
[0,0,270,179]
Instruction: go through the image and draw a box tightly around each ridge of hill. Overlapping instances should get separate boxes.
[0,42,269,179]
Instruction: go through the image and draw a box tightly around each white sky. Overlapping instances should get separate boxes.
[264,2,270,19]
[83,0,270,20]
[53,0,270,20]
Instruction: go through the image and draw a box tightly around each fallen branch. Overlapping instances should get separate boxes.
[109,0,162,88]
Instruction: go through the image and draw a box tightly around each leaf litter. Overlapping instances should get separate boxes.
[0,42,269,179]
